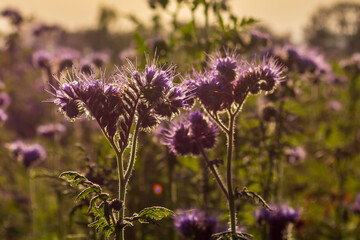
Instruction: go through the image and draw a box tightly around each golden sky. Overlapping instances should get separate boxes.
[0,0,344,42]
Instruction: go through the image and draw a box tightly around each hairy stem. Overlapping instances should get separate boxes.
[226,110,236,236]
[117,119,141,240]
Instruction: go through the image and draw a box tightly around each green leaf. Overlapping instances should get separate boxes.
[59,171,82,181]
[239,17,257,27]
[211,231,253,240]
[75,186,100,201]
[133,33,148,55]
[137,206,174,223]
[70,176,87,187]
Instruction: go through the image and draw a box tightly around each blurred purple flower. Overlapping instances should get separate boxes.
[0,109,8,123]
[340,53,360,73]
[1,8,23,26]
[160,111,218,155]
[285,146,306,164]
[54,47,80,73]
[32,23,61,36]
[249,29,271,47]
[7,141,47,168]
[353,194,360,215]
[87,52,110,68]
[36,123,66,139]
[256,203,301,240]
[0,93,10,109]
[328,100,342,112]
[32,50,52,70]
[79,59,95,75]
[174,209,218,240]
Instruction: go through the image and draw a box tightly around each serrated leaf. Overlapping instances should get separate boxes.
[59,171,82,181]
[70,176,87,187]
[138,206,174,223]
[75,186,98,201]
[239,17,257,27]
[88,196,101,212]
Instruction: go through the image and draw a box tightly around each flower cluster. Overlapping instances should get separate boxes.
[7,141,47,168]
[49,57,190,150]
[256,203,301,240]
[187,50,285,113]
[174,209,218,240]
[160,111,218,155]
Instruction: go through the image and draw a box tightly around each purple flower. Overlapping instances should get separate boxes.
[352,194,360,215]
[87,52,110,68]
[79,59,95,75]
[256,203,301,240]
[187,50,285,113]
[160,111,218,155]
[48,56,189,150]
[174,209,218,240]
[1,8,23,26]
[54,47,80,73]
[249,29,271,47]
[0,93,10,109]
[0,109,8,123]
[32,50,52,70]
[285,147,306,164]
[233,57,285,104]
[36,123,66,139]
[32,23,61,36]
[340,53,360,74]
[48,71,124,139]
[7,141,47,168]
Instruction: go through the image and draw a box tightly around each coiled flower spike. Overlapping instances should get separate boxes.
[187,50,286,114]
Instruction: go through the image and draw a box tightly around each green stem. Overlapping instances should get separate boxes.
[197,141,229,200]
[226,110,236,236]
[117,119,141,240]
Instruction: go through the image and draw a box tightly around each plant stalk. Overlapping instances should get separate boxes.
[226,112,236,236]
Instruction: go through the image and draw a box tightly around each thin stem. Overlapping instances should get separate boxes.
[197,141,229,200]
[204,107,228,133]
[226,109,237,235]
[117,119,141,240]
[125,119,141,183]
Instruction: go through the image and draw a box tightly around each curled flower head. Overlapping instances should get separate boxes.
[187,50,286,113]
[160,111,218,155]
[36,123,66,139]
[7,141,47,168]
[233,57,285,104]
[48,55,189,151]
[48,70,124,140]
[174,209,218,240]
[256,203,301,240]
